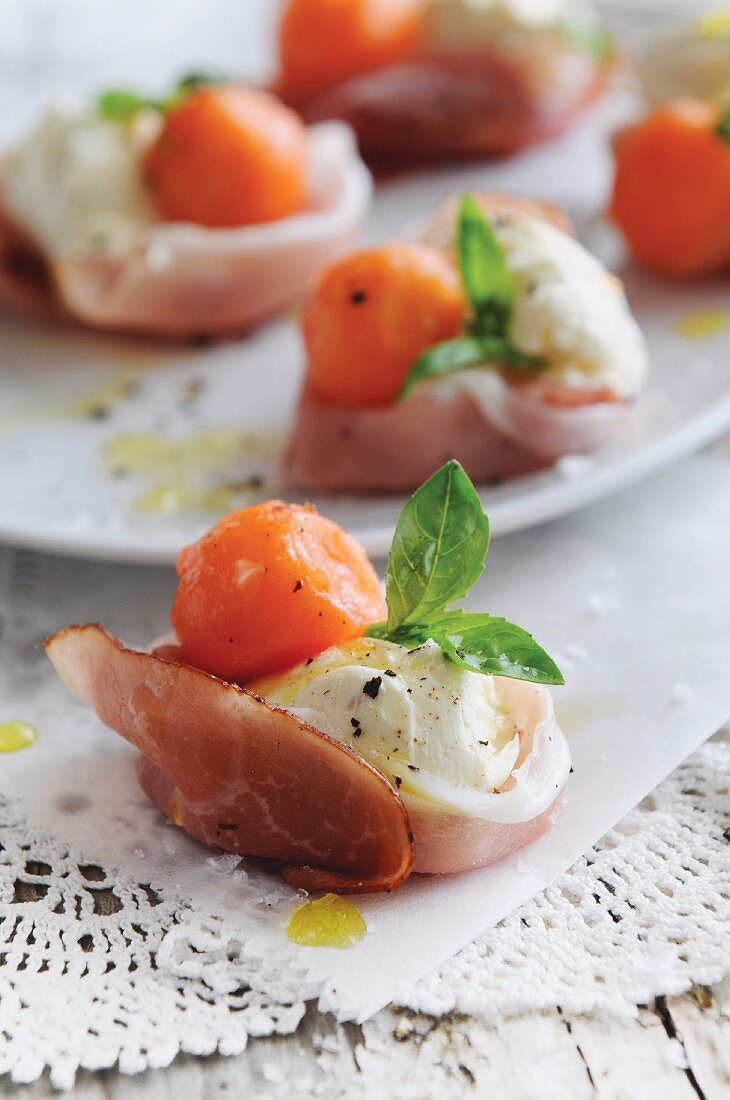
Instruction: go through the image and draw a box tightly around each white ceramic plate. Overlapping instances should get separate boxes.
[1,98,729,563]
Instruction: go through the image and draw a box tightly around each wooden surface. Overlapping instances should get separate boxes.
[3,979,728,1097]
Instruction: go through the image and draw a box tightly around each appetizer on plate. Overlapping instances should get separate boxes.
[47,461,570,894]
[286,191,648,493]
[0,76,371,337]
[611,99,730,278]
[275,0,615,163]
[638,7,730,107]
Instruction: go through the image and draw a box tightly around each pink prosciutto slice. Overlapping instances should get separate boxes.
[278,45,612,164]
[46,624,569,889]
[286,383,548,492]
[286,189,633,494]
[0,123,371,338]
[399,679,570,874]
[45,625,414,893]
[285,378,628,493]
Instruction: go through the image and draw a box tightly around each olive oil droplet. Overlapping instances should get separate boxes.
[0,720,39,752]
[286,893,367,948]
[674,309,729,340]
[697,8,730,39]
[133,480,241,516]
[103,429,275,516]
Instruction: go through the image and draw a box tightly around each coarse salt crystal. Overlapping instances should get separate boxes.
[206,853,242,875]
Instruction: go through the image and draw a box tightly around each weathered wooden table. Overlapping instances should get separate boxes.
[2,981,728,1097]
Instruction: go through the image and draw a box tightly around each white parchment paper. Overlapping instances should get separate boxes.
[2,453,729,1022]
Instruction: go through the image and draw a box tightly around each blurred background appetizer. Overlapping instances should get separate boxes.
[275,0,616,164]
[0,76,371,337]
[638,7,730,106]
[47,461,569,892]
[287,191,648,493]
[611,98,730,277]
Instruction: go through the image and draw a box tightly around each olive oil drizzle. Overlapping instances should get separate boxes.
[286,893,367,948]
[0,720,39,752]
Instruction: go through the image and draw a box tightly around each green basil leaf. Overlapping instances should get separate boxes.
[97,90,157,121]
[399,336,487,399]
[368,460,490,632]
[399,334,543,399]
[366,464,563,685]
[98,73,229,123]
[427,609,565,685]
[717,105,730,145]
[558,18,615,63]
[175,70,228,94]
[369,612,563,685]
[458,193,515,336]
[160,72,230,111]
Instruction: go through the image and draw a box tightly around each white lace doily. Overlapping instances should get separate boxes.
[2,736,728,1090]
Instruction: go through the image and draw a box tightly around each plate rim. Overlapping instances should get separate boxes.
[2,391,728,565]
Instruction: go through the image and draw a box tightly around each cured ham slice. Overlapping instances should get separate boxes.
[45,625,414,893]
[0,206,55,319]
[279,46,611,164]
[286,383,548,492]
[0,123,371,338]
[285,378,627,493]
[400,679,570,874]
[46,624,570,889]
[287,188,639,494]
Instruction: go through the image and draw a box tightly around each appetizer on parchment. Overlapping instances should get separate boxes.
[47,461,570,894]
[0,76,370,337]
[287,192,648,493]
[275,0,615,163]
[611,99,730,278]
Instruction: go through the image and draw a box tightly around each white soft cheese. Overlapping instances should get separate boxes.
[421,207,647,398]
[253,637,521,796]
[639,9,730,106]
[3,97,160,256]
[422,0,597,45]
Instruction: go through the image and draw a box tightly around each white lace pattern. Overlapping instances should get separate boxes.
[2,737,728,1089]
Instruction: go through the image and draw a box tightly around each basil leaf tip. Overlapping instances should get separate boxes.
[458,192,515,333]
[175,70,228,93]
[96,90,156,121]
[398,336,487,399]
[379,459,490,632]
[96,71,228,122]
[367,460,564,687]
[717,105,730,145]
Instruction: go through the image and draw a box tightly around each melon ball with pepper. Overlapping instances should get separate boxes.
[172,500,386,682]
[303,241,466,407]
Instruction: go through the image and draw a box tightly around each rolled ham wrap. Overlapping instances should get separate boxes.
[281,46,611,164]
[275,0,615,164]
[286,191,645,493]
[46,624,569,890]
[0,122,371,338]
